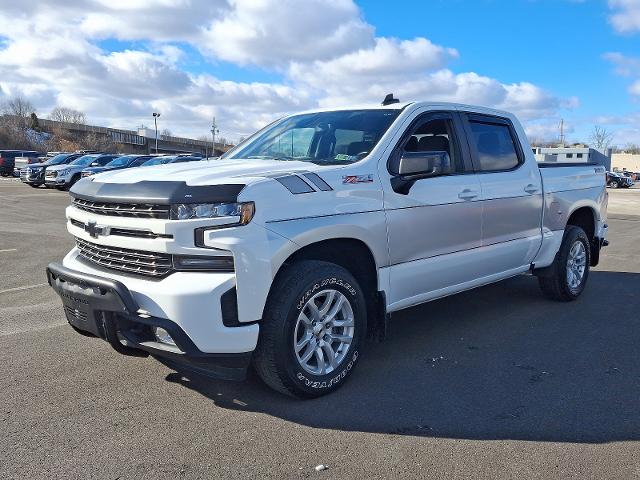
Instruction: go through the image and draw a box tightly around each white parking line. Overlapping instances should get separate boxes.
[0,283,48,294]
[0,248,18,253]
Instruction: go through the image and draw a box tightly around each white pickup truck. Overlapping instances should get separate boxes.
[47,98,608,398]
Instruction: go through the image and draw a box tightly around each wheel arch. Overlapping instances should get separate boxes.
[566,205,600,266]
[268,234,386,340]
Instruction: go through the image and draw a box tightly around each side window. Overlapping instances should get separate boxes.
[402,117,463,173]
[468,120,521,171]
[130,157,148,166]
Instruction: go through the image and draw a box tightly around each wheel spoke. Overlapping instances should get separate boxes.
[300,339,316,364]
[314,347,325,375]
[295,334,312,353]
[328,334,352,344]
[298,311,312,326]
[318,290,336,317]
[306,301,320,322]
[324,295,345,323]
[322,342,337,369]
[332,318,354,328]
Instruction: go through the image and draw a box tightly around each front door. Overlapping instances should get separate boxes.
[381,111,484,311]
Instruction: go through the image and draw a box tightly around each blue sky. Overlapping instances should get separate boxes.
[1,0,639,144]
[361,0,637,127]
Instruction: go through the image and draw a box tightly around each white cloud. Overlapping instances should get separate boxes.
[604,52,640,98]
[0,0,575,140]
[202,0,374,66]
[609,0,640,34]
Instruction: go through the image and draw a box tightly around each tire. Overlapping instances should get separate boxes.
[253,260,367,398]
[608,181,618,189]
[538,225,590,302]
[29,183,41,188]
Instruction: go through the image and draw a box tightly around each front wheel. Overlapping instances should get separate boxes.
[253,260,367,398]
[538,225,590,301]
[607,181,618,189]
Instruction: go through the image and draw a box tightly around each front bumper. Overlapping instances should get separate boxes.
[20,169,45,184]
[45,174,69,186]
[47,261,256,381]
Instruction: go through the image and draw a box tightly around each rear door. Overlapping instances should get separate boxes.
[460,113,543,273]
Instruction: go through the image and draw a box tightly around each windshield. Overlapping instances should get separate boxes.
[46,154,71,165]
[70,155,99,166]
[142,157,174,166]
[224,109,400,164]
[105,155,134,167]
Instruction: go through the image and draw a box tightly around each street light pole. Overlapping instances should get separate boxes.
[152,112,161,153]
[211,116,218,157]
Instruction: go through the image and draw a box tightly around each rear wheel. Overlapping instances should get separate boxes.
[607,181,618,188]
[253,260,367,398]
[538,225,590,301]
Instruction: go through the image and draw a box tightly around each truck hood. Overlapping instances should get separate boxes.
[93,158,329,186]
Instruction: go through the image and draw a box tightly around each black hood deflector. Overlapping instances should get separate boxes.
[70,179,245,204]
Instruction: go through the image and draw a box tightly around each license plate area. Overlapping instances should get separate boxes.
[58,285,103,336]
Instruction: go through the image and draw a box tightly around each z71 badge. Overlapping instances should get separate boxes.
[342,174,374,184]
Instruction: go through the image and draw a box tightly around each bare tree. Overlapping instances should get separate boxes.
[49,106,86,124]
[160,128,172,138]
[589,126,614,151]
[0,96,37,148]
[623,143,640,154]
[1,96,35,118]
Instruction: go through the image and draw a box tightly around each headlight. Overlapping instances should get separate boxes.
[170,201,255,224]
[58,169,69,176]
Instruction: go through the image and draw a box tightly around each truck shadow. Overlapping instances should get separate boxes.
[165,270,640,443]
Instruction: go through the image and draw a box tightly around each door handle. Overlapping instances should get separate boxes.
[458,189,478,200]
[524,184,539,194]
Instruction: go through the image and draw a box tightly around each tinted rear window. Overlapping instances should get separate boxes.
[468,121,520,171]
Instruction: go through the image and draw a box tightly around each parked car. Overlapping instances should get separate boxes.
[44,153,119,190]
[618,171,636,184]
[47,99,608,398]
[606,171,632,188]
[140,154,203,167]
[80,154,154,178]
[20,152,84,187]
[0,150,42,176]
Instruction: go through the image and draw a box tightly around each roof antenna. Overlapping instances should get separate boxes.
[381,93,399,106]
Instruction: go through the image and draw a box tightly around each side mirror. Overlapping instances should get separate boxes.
[391,151,452,195]
[396,151,451,177]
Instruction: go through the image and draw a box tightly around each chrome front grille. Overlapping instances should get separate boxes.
[75,237,173,277]
[72,198,170,219]
[69,218,173,240]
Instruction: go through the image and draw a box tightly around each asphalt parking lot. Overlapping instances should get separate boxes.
[1,177,639,479]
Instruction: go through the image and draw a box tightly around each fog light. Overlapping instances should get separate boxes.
[153,327,176,346]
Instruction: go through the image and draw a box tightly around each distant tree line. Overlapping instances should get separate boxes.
[0,95,116,152]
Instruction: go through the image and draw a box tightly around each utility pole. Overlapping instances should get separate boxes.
[559,119,565,147]
[152,112,161,153]
[211,117,219,157]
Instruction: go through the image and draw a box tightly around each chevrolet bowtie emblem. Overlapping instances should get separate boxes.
[84,221,108,238]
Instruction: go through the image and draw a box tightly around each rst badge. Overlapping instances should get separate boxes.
[342,174,374,184]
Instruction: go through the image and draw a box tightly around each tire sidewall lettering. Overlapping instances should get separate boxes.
[296,277,357,311]
[295,351,359,390]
